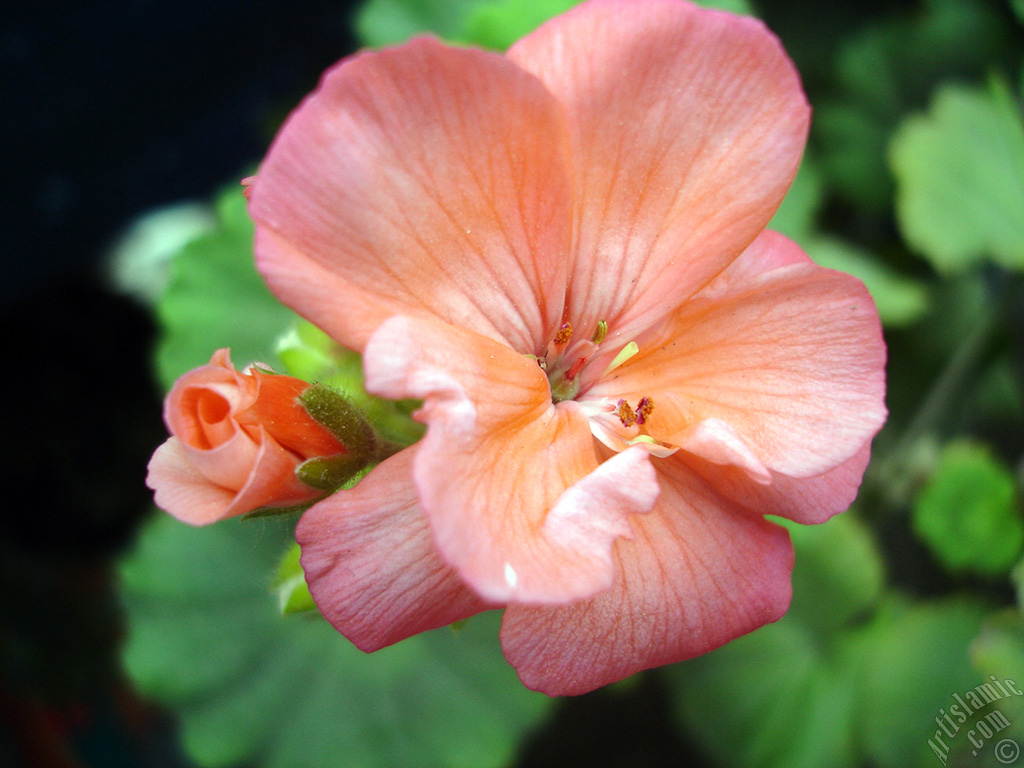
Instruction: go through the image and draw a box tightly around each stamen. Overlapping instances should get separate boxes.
[615,399,636,427]
[591,320,608,344]
[635,396,654,425]
[553,322,573,345]
[602,342,639,377]
[564,356,588,382]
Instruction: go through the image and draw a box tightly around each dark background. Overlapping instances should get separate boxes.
[1,3,359,766]
[0,1,958,766]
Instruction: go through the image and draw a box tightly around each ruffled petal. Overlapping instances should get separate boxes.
[508,0,810,343]
[594,231,887,477]
[364,315,660,604]
[680,439,874,525]
[296,448,493,651]
[147,438,238,525]
[250,38,573,354]
[500,458,794,696]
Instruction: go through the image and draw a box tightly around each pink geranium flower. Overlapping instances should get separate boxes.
[247,0,886,695]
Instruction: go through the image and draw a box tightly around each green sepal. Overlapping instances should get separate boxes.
[242,503,312,520]
[299,383,375,459]
[296,453,369,492]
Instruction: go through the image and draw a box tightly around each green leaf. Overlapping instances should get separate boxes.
[460,0,579,50]
[806,235,930,327]
[354,0,482,47]
[912,439,1024,577]
[816,0,1010,212]
[665,513,884,768]
[890,78,1024,273]
[274,543,317,615]
[781,513,885,639]
[106,202,217,305]
[154,185,298,390]
[768,156,824,243]
[970,609,1024,731]
[667,620,857,768]
[121,514,553,768]
[850,598,990,768]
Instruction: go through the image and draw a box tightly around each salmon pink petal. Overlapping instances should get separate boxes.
[681,440,874,525]
[296,448,493,651]
[500,459,794,695]
[508,0,810,341]
[364,315,660,604]
[250,38,573,354]
[147,431,315,524]
[148,438,237,525]
[595,231,887,477]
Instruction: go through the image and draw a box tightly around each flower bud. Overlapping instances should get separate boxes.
[146,349,359,524]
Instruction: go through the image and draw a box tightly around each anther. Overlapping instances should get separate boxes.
[554,322,573,345]
[635,396,654,425]
[591,320,608,344]
[616,399,636,427]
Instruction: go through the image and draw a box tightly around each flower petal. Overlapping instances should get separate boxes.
[680,439,873,525]
[250,38,573,354]
[296,448,492,651]
[500,459,794,696]
[146,432,315,524]
[595,231,887,477]
[364,315,660,604]
[508,0,810,342]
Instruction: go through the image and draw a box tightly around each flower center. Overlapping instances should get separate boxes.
[530,320,674,457]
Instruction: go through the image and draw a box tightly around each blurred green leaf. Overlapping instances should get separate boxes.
[912,440,1024,577]
[121,514,553,768]
[807,236,930,327]
[154,185,298,390]
[816,0,1010,212]
[354,0,481,46]
[668,620,857,768]
[768,156,823,243]
[106,202,216,305]
[890,78,1024,273]
[1015,558,1024,607]
[782,513,885,638]
[274,543,317,615]
[850,598,990,768]
[355,0,756,50]
[970,609,1024,731]
[666,513,884,768]
[461,0,579,50]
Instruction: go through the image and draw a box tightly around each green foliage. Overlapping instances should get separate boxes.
[355,0,481,47]
[153,185,298,390]
[806,236,929,327]
[891,78,1024,273]
[912,440,1024,577]
[274,542,317,615]
[667,512,995,768]
[356,0,754,51]
[461,0,580,50]
[121,515,553,768]
[970,609,1024,732]
[771,157,930,327]
[666,514,880,768]
[815,0,1010,212]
